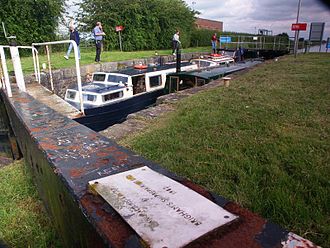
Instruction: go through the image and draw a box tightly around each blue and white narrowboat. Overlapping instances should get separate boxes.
[65,62,197,131]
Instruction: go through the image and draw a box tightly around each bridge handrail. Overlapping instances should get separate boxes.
[0,45,39,97]
[32,40,84,115]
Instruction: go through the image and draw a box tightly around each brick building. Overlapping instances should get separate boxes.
[195,18,223,32]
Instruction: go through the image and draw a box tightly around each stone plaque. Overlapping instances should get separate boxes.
[89,166,238,248]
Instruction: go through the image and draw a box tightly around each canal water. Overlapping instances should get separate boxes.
[0,95,14,159]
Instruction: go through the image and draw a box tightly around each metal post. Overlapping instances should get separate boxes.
[294,0,302,58]
[262,36,265,49]
[0,47,12,97]
[273,36,276,50]
[9,46,25,92]
[32,48,37,81]
[34,48,41,84]
[288,39,291,52]
[72,41,84,115]
[45,45,54,92]
[118,31,123,52]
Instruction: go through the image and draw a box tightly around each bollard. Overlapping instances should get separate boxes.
[223,77,231,87]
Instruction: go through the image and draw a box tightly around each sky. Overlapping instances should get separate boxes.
[186,0,330,39]
[66,0,330,39]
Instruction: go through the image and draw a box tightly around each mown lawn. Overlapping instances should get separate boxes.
[0,160,62,248]
[121,53,330,247]
[10,46,210,74]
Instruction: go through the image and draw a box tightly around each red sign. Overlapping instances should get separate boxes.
[116,26,124,32]
[291,23,307,31]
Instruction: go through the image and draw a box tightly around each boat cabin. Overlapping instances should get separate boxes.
[64,62,197,110]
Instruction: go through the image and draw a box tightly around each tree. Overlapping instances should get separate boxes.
[0,0,65,45]
[78,0,196,51]
[277,32,289,41]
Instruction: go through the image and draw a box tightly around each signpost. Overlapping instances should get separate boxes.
[309,22,325,52]
[293,0,302,58]
[219,36,231,43]
[219,36,231,49]
[115,25,124,52]
[291,23,307,31]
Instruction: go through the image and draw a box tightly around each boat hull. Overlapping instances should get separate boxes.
[73,89,164,131]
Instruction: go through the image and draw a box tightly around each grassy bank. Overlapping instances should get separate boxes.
[121,53,330,247]
[10,46,210,74]
[0,160,62,247]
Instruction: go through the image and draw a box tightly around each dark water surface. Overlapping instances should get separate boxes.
[0,95,13,159]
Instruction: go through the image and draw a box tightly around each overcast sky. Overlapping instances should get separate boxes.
[67,0,330,39]
[186,0,330,39]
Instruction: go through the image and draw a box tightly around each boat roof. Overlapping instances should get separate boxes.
[105,61,192,76]
[168,61,262,80]
[69,83,126,94]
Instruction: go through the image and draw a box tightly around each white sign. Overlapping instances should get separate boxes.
[89,166,238,248]
[309,22,325,41]
[253,36,258,41]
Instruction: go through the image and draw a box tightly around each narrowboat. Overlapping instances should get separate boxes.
[65,62,197,131]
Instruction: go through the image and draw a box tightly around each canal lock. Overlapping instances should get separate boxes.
[0,94,20,164]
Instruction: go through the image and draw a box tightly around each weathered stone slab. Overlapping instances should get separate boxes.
[89,166,238,248]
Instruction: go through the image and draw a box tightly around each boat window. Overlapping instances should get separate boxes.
[93,74,106,82]
[103,91,124,102]
[66,90,76,100]
[149,75,161,88]
[83,94,97,102]
[107,75,128,84]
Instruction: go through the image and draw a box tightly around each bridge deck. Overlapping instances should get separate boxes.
[26,83,81,119]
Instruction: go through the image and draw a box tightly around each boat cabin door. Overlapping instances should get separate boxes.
[168,76,180,93]
[132,75,146,95]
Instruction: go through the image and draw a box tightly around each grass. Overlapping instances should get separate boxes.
[0,160,62,248]
[8,46,211,74]
[120,53,330,247]
[1,53,329,246]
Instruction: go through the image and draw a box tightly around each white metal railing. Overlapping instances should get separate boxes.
[218,35,290,51]
[0,45,39,97]
[32,40,84,115]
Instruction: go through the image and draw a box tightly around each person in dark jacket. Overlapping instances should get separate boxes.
[64,25,80,60]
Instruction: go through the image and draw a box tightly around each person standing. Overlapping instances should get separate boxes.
[64,25,80,60]
[172,30,181,55]
[239,46,245,61]
[211,33,217,54]
[93,22,106,62]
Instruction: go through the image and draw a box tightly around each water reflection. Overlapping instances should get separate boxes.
[0,134,12,158]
